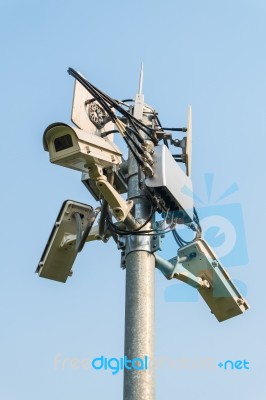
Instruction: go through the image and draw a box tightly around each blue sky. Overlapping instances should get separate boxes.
[0,0,265,399]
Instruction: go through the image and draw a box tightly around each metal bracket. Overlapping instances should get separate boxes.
[154,253,210,289]
[60,224,108,248]
[88,165,134,222]
[171,263,210,289]
[96,176,134,221]
[125,234,160,256]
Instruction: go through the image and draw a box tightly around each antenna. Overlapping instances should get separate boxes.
[185,105,192,176]
[134,63,145,120]
[138,62,144,95]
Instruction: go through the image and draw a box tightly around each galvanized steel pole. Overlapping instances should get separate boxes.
[123,88,155,398]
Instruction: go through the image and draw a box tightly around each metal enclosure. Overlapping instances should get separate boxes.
[145,145,194,222]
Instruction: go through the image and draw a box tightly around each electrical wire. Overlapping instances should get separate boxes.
[172,229,195,247]
[171,206,202,248]
[68,68,145,165]
[124,128,145,154]
[155,115,169,147]
[106,199,178,237]
[98,171,115,238]
[68,68,157,143]
[125,123,145,144]
[73,208,98,253]
[120,99,134,104]
[106,201,155,236]
[67,67,161,174]
[77,213,97,252]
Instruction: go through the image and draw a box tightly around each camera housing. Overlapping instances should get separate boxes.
[43,123,122,173]
[36,200,95,283]
[177,238,250,322]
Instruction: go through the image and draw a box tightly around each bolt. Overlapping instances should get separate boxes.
[203,279,211,289]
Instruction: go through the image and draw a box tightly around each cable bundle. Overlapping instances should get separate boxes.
[68,68,157,168]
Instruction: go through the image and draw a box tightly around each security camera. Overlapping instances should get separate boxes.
[43,123,122,173]
[145,145,194,223]
[36,200,95,283]
[177,239,250,322]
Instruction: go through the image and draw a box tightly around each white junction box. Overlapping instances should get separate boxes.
[145,145,194,222]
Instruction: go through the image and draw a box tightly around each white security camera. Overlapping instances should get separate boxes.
[177,239,250,322]
[43,123,122,173]
[36,200,95,283]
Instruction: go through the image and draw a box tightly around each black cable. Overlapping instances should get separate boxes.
[172,230,189,247]
[172,226,198,248]
[106,200,156,236]
[98,171,115,238]
[127,113,155,142]
[68,68,117,122]
[193,207,200,223]
[68,68,151,164]
[123,136,145,167]
[124,128,145,155]
[69,70,143,164]
[193,207,202,233]
[101,129,119,136]
[106,206,180,237]
[73,210,97,252]
[125,123,145,144]
[87,80,155,140]
[68,68,157,142]
[68,68,124,118]
[161,127,187,132]
[163,138,169,147]
[98,199,108,238]
[156,115,169,147]
[77,213,97,252]
[172,230,184,247]
[121,99,134,103]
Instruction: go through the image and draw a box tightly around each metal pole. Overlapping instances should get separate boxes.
[123,124,155,398]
